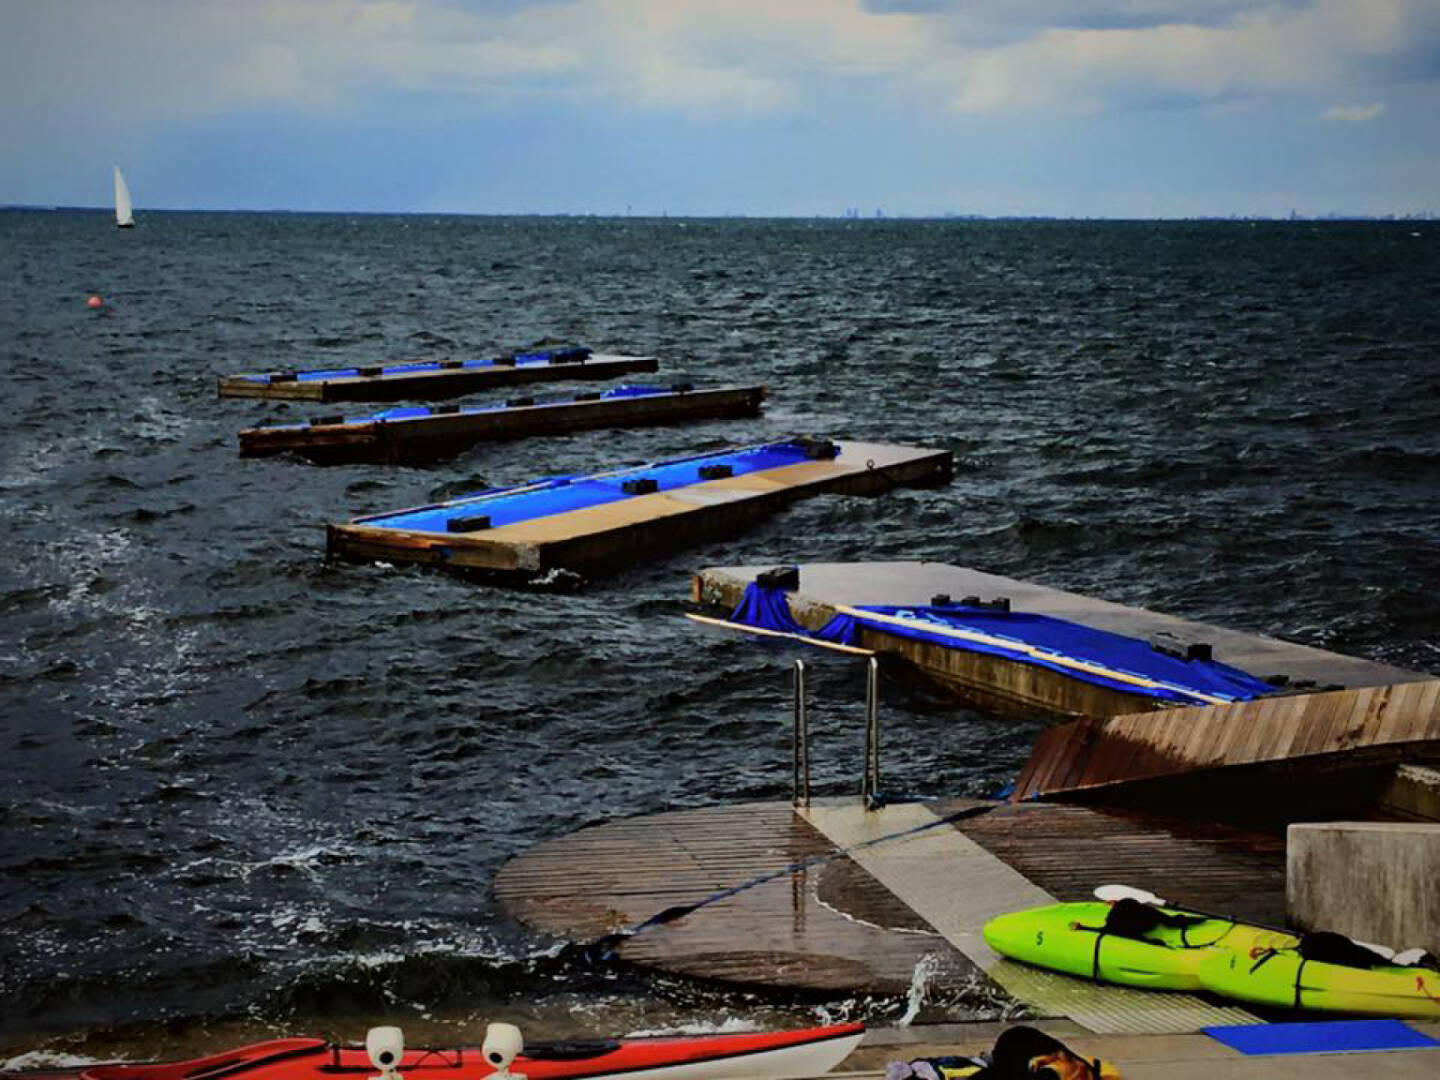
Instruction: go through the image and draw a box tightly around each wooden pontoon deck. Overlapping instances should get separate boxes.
[238,384,767,464]
[219,352,659,402]
[691,562,1426,718]
[327,443,952,579]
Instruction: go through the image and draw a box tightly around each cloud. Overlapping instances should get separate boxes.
[927,1,1418,113]
[1322,102,1386,123]
[2,1,1438,131]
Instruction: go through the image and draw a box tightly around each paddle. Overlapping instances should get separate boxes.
[1094,884,1398,960]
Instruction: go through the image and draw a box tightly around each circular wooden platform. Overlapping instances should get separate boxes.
[494,797,1287,999]
[494,799,978,995]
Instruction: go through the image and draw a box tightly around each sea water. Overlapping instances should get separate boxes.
[2,211,1438,1054]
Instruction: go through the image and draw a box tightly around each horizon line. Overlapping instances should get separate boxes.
[4,204,1438,223]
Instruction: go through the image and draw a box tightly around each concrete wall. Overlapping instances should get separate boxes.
[1288,822,1440,955]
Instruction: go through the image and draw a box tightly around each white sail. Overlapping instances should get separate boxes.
[114,166,134,227]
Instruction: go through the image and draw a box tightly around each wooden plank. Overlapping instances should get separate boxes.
[956,803,1285,926]
[1018,681,1440,803]
[684,612,876,655]
[1396,679,1440,745]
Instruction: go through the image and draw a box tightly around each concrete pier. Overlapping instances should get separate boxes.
[1287,821,1440,956]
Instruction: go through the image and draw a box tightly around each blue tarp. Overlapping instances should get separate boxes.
[600,385,669,399]
[726,584,1276,706]
[729,579,861,646]
[360,441,830,533]
[274,386,673,428]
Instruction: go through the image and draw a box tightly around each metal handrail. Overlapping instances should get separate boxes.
[792,659,811,807]
[862,657,881,810]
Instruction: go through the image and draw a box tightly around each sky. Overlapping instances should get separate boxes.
[2,0,1438,217]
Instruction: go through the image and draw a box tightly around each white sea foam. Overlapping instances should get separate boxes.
[1,1050,120,1070]
[896,952,940,1026]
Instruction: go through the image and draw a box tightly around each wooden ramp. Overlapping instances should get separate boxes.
[1015,679,1440,808]
[803,801,1259,1034]
[691,562,1426,718]
[327,442,951,579]
[238,384,767,465]
[494,797,1285,1031]
[218,352,659,402]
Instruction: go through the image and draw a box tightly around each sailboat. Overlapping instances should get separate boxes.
[114,165,135,228]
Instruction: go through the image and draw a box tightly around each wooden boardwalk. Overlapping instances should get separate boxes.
[692,562,1426,718]
[238,385,767,464]
[218,353,659,402]
[494,798,1286,1005]
[328,443,951,580]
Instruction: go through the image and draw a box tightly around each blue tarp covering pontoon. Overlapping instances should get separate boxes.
[356,440,834,534]
[727,582,1277,707]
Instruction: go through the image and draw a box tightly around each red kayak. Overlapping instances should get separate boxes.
[67,1024,864,1080]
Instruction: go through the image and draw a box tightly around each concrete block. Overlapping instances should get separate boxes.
[1379,764,1440,822]
[1287,821,1440,955]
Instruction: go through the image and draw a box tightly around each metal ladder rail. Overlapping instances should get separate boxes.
[862,657,881,810]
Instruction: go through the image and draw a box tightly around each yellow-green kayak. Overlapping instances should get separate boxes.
[1198,943,1440,1018]
[982,900,1298,992]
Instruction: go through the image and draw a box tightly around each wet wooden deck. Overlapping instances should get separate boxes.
[496,800,973,994]
[327,444,952,580]
[218,353,660,402]
[1015,678,1440,809]
[493,798,1286,1000]
[238,385,767,464]
[957,802,1286,926]
[691,562,1426,719]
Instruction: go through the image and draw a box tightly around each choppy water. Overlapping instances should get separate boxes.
[2,211,1438,1055]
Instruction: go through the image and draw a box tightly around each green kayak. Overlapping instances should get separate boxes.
[982,900,1299,992]
[1198,940,1440,1018]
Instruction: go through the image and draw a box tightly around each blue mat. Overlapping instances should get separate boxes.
[359,441,823,532]
[1203,1019,1440,1056]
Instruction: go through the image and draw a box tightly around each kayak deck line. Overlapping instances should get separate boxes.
[326,442,952,580]
[495,796,1289,1027]
[237,384,768,464]
[218,353,660,402]
[683,611,877,656]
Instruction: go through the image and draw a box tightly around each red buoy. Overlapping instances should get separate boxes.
[87,295,103,309]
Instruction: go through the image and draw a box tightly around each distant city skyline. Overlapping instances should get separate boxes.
[3,2,1438,219]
